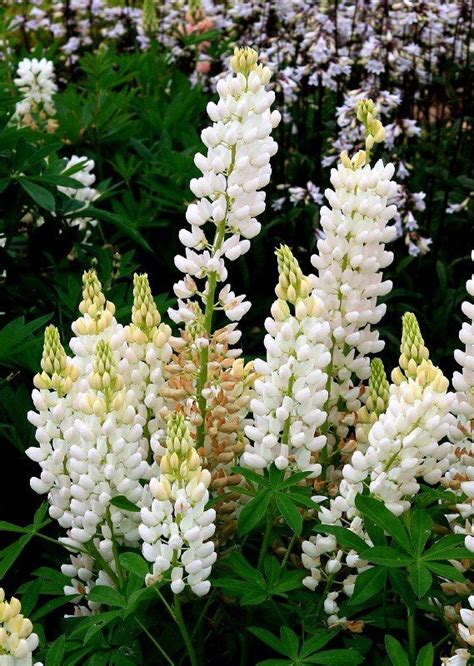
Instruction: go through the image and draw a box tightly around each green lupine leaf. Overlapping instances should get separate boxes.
[19,178,55,212]
[361,546,413,568]
[409,562,432,598]
[385,635,409,666]
[408,510,433,555]
[110,495,141,512]
[45,635,66,666]
[238,490,272,535]
[355,495,412,553]
[350,566,387,605]
[275,493,302,535]
[416,643,434,666]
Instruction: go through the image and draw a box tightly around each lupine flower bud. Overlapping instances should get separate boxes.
[356,358,389,447]
[275,245,312,305]
[130,273,161,341]
[394,312,430,382]
[355,98,385,159]
[33,325,78,396]
[230,46,259,75]
[76,270,115,334]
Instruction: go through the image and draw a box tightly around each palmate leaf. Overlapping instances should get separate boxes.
[355,495,412,553]
[408,510,433,555]
[275,493,302,535]
[238,489,272,535]
[422,534,472,561]
[350,566,387,605]
[360,546,413,568]
[408,562,432,598]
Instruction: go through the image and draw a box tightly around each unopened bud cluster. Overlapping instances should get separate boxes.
[0,588,41,664]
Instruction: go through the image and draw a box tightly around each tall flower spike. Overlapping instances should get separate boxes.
[167,45,280,460]
[0,588,40,663]
[310,98,397,456]
[170,44,280,328]
[33,325,78,396]
[340,317,453,516]
[242,247,330,474]
[392,312,430,384]
[443,252,474,553]
[356,358,389,448]
[140,413,217,596]
[13,57,57,132]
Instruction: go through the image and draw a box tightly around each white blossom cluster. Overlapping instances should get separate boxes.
[0,588,41,665]
[58,155,99,231]
[444,252,474,552]
[13,57,57,131]
[301,516,370,628]
[340,314,454,516]
[310,151,397,439]
[170,46,280,326]
[140,412,217,597]
[242,245,330,475]
[26,270,172,609]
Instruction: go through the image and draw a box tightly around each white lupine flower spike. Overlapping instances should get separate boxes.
[13,57,57,132]
[242,245,330,475]
[443,251,474,553]
[140,412,216,596]
[310,98,397,467]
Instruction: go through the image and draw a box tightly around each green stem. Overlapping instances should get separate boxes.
[106,508,125,587]
[281,533,297,569]
[407,609,416,664]
[34,531,87,556]
[135,617,175,666]
[315,574,335,621]
[174,594,199,666]
[195,142,237,449]
[191,591,214,640]
[86,541,120,587]
[154,587,176,621]
[257,507,274,571]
